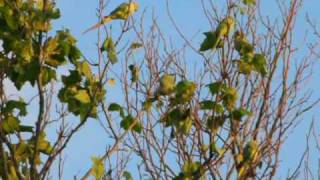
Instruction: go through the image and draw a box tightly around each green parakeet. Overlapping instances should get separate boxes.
[174,81,197,104]
[199,31,224,51]
[234,31,254,56]
[252,53,267,76]
[199,17,234,51]
[83,2,139,34]
[216,17,235,37]
[129,64,139,83]
[243,140,259,162]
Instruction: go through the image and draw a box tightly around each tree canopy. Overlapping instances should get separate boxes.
[0,0,319,179]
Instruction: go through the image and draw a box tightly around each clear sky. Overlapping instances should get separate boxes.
[46,0,320,179]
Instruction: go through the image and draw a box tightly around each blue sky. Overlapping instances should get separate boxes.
[44,0,320,179]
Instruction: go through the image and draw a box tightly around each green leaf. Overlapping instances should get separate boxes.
[108,103,122,111]
[4,99,27,116]
[68,45,82,64]
[222,87,238,110]
[108,103,125,117]
[243,0,256,6]
[19,41,34,62]
[158,74,176,95]
[1,115,20,134]
[210,143,223,156]
[207,115,225,132]
[120,115,141,133]
[123,171,133,180]
[231,108,252,121]
[142,99,153,111]
[42,67,57,85]
[49,8,61,19]
[178,116,193,134]
[44,37,62,67]
[74,89,91,104]
[76,61,93,79]
[207,82,225,95]
[62,70,82,86]
[200,101,216,110]
[122,115,142,133]
[162,107,193,134]
[234,60,253,74]
[133,122,142,133]
[38,138,53,155]
[3,8,18,30]
[101,37,118,64]
[19,125,33,133]
[120,117,132,130]
[182,161,201,175]
[200,101,224,113]
[15,141,29,161]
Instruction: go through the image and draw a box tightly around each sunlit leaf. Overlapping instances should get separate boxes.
[243,0,256,6]
[158,74,175,95]
[74,89,91,104]
[76,61,93,79]
[107,78,116,86]
[234,60,253,74]
[1,115,20,134]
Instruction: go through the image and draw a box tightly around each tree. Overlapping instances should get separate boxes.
[0,0,319,179]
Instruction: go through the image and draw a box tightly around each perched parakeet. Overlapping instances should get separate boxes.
[199,31,224,51]
[252,53,267,76]
[174,81,197,104]
[129,64,139,83]
[199,17,234,51]
[233,31,254,56]
[243,140,259,162]
[216,17,235,37]
[83,2,139,34]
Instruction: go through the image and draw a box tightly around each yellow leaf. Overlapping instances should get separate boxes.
[74,90,91,104]
[107,78,116,86]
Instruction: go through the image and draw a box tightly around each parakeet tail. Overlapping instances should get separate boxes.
[82,16,112,34]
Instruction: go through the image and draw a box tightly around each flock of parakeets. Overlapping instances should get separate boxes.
[83,2,266,75]
[83,2,139,34]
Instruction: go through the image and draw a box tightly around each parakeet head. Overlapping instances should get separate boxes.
[234,30,244,38]
[224,17,235,28]
[129,2,139,12]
